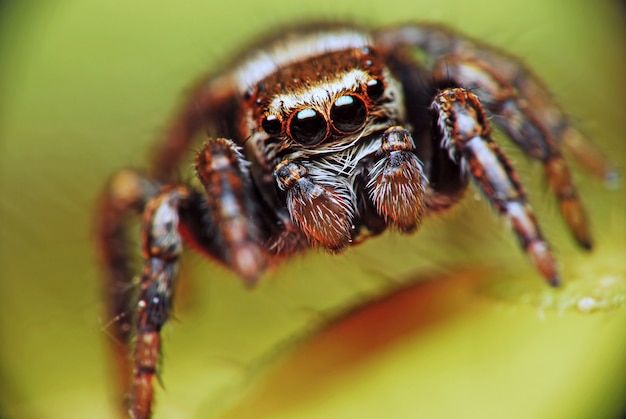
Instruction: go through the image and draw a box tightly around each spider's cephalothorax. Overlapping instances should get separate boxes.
[242,38,423,254]
[97,23,613,419]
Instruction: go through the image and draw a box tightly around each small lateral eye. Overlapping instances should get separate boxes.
[262,114,282,136]
[366,78,384,100]
[289,108,328,145]
[330,95,367,133]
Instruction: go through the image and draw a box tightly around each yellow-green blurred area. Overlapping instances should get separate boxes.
[0,0,625,418]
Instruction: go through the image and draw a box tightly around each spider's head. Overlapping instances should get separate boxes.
[237,37,403,163]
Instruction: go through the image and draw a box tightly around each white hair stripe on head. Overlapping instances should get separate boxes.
[235,30,372,92]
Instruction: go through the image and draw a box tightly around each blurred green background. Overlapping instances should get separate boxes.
[0,1,625,418]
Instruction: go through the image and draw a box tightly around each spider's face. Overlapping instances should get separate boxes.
[238,42,404,165]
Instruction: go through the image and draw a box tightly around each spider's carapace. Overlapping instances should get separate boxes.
[97,22,613,418]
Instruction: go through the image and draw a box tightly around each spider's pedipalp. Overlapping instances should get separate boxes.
[275,160,355,251]
[367,126,427,232]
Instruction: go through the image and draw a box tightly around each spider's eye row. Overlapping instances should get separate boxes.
[366,78,384,100]
[262,114,282,136]
[288,108,328,146]
[330,95,367,133]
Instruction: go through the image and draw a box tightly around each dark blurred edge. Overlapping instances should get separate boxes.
[0,0,22,72]
[0,3,15,408]
[0,0,52,126]
[0,0,10,22]
[611,6,625,419]
[0,1,36,417]
[0,1,13,412]
[0,0,24,127]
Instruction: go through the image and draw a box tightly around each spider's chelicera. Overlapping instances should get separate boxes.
[97,22,613,418]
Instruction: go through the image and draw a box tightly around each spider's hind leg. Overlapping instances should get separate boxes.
[430,87,560,285]
[97,138,273,418]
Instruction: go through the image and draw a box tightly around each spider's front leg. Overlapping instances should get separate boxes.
[132,184,190,419]
[377,23,616,249]
[429,55,595,249]
[192,138,267,281]
[98,138,269,419]
[431,87,560,285]
[97,168,161,415]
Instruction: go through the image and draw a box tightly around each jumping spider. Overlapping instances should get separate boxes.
[97,22,613,418]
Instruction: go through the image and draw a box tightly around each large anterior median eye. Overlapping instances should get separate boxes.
[330,95,367,133]
[289,108,329,145]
